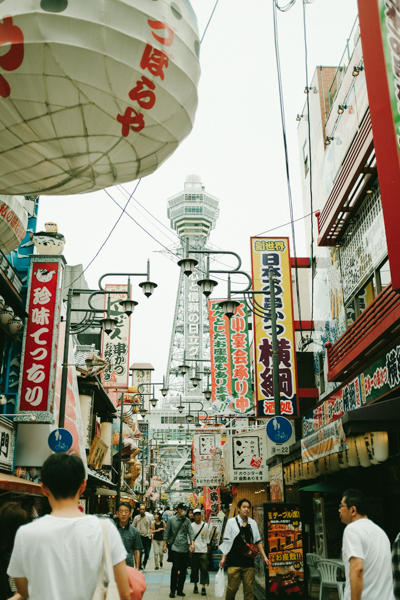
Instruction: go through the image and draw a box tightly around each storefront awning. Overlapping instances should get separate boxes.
[87,468,116,488]
[342,397,400,436]
[298,481,343,493]
[0,472,43,496]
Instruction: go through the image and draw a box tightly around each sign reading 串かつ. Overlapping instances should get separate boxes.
[102,285,130,389]
[208,300,254,415]
[251,238,298,417]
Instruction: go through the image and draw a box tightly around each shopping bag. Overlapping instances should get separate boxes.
[215,568,226,598]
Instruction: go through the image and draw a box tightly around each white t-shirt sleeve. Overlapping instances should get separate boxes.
[107,519,127,565]
[7,528,26,578]
[343,526,365,561]
[205,524,210,544]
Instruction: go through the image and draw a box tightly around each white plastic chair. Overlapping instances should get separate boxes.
[316,559,345,600]
[306,553,321,596]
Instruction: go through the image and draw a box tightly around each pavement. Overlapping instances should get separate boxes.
[142,554,244,600]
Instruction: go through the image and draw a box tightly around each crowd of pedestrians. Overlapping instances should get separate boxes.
[1,456,400,600]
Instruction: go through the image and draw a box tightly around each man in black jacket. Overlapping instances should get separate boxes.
[163,503,195,598]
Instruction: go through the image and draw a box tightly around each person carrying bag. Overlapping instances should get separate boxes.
[163,503,195,598]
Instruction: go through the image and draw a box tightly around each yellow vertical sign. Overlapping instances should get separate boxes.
[250,237,298,417]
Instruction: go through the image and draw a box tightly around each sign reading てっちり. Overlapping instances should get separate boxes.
[16,257,65,423]
[251,237,298,418]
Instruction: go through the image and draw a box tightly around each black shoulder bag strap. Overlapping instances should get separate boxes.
[193,522,205,542]
[170,517,186,547]
[235,516,253,544]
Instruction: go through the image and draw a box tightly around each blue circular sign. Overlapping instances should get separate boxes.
[266,417,293,445]
[48,428,73,453]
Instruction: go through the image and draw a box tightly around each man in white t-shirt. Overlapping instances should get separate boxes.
[190,509,210,596]
[8,453,130,600]
[339,488,394,600]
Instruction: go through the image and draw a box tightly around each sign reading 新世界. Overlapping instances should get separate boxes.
[251,238,298,418]
[266,504,305,598]
[208,300,254,416]
[17,258,64,423]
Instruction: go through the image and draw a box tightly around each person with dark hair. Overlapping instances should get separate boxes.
[117,502,143,569]
[8,453,130,600]
[163,502,195,598]
[133,504,152,570]
[151,511,166,570]
[0,502,29,600]
[339,488,394,600]
[219,498,269,600]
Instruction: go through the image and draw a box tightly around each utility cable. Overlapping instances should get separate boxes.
[201,0,220,43]
[302,0,315,345]
[272,0,305,343]
[255,210,315,237]
[68,179,141,287]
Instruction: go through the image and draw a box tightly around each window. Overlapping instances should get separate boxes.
[357,279,375,314]
[376,258,391,293]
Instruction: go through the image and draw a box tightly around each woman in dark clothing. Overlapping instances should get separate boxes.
[151,511,166,570]
[0,502,29,600]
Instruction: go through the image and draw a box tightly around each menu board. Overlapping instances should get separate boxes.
[266,504,305,597]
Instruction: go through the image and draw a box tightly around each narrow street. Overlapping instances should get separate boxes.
[142,556,244,600]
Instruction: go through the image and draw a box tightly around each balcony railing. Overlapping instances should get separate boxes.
[326,284,400,382]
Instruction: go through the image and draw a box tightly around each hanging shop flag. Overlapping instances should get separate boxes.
[208,300,254,416]
[266,504,305,597]
[101,285,130,389]
[269,463,284,503]
[16,256,65,423]
[193,429,223,487]
[203,486,221,516]
[223,427,268,484]
[0,1,200,196]
[250,237,299,418]
[138,421,149,465]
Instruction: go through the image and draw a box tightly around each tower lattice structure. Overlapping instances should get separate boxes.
[165,175,220,405]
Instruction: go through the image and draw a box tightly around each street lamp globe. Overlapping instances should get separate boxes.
[139,280,158,298]
[119,299,138,316]
[100,315,118,335]
[177,257,198,277]
[203,388,212,401]
[197,277,218,298]
[218,299,240,319]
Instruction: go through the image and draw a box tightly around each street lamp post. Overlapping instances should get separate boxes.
[176,247,284,415]
[59,266,157,428]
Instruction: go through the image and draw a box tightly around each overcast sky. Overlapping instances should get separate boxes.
[36,0,358,392]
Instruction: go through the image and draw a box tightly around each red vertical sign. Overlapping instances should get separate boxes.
[18,259,63,419]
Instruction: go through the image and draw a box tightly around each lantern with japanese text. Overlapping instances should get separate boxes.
[0,0,200,196]
[363,431,389,465]
[346,437,360,467]
[355,435,371,468]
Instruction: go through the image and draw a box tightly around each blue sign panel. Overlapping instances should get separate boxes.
[266,417,293,445]
[48,428,73,453]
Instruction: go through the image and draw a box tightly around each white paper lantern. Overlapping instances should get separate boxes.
[355,435,371,468]
[346,436,360,467]
[338,449,349,469]
[364,432,389,465]
[0,0,200,196]
[328,453,341,472]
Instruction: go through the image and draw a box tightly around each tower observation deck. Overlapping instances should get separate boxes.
[166,175,220,404]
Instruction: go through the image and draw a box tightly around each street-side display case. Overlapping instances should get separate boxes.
[265,503,306,597]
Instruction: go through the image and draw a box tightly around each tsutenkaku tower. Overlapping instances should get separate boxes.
[166,175,220,403]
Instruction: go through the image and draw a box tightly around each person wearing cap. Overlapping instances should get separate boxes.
[163,502,195,598]
[190,509,210,596]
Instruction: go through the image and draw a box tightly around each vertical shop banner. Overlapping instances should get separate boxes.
[251,238,299,417]
[208,300,254,416]
[193,429,222,486]
[223,427,268,484]
[269,463,285,503]
[17,257,65,422]
[138,421,149,465]
[102,285,130,388]
[266,504,305,597]
[203,486,221,516]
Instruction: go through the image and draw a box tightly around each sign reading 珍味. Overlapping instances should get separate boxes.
[102,285,130,389]
[17,257,65,422]
[208,300,254,415]
[251,238,298,418]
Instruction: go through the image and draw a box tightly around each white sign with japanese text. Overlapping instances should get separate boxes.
[223,427,269,484]
[193,429,223,487]
[0,417,15,472]
[102,285,130,389]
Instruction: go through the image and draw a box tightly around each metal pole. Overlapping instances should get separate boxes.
[141,437,144,499]
[59,287,73,428]
[116,392,124,508]
[269,268,281,416]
